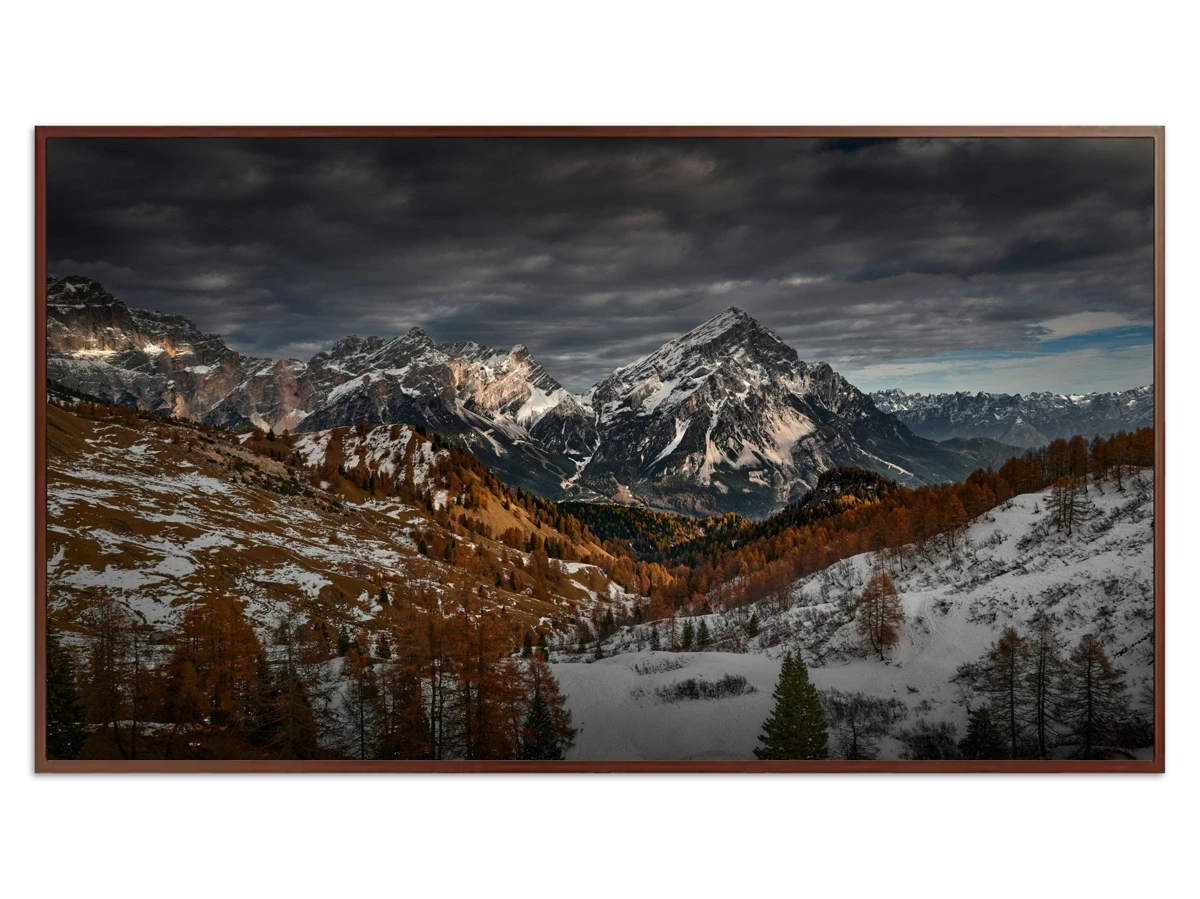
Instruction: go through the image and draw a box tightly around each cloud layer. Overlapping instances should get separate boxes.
[47,136,1155,393]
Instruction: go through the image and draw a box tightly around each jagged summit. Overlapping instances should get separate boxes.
[710,305,754,321]
[48,275,128,309]
[668,305,782,349]
[595,307,794,402]
[323,334,385,356]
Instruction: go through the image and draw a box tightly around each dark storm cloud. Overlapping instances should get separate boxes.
[47,136,1155,392]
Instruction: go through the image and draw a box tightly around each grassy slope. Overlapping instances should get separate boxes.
[47,403,628,642]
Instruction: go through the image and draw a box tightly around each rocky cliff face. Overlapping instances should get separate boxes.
[49,276,1092,517]
[572,308,1012,517]
[871,386,1154,447]
[46,275,590,499]
[47,275,269,422]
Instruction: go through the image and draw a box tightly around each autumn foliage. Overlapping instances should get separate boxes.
[855,572,904,660]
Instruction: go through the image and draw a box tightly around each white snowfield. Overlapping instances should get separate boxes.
[555,470,1155,760]
[556,651,778,760]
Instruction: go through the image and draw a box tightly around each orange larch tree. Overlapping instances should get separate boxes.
[855,571,904,660]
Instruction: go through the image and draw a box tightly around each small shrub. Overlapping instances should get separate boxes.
[654,674,756,703]
[632,657,686,676]
[896,719,961,760]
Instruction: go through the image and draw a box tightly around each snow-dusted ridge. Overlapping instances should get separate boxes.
[48,277,1149,518]
[872,386,1153,447]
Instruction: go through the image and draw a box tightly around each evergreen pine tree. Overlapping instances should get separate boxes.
[681,620,695,650]
[378,585,390,606]
[697,619,710,648]
[522,631,534,657]
[46,626,88,759]
[337,625,352,657]
[520,658,575,760]
[520,690,562,760]
[958,705,1008,759]
[536,632,549,660]
[649,623,661,651]
[747,612,760,639]
[754,652,829,760]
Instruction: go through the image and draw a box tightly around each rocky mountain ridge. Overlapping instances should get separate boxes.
[871,386,1153,447]
[47,275,1130,517]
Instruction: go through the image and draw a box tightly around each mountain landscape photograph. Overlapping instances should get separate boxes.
[40,133,1159,767]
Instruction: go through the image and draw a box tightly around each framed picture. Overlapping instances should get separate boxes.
[35,127,1163,772]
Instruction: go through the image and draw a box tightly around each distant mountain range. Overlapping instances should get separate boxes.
[46,274,1145,517]
[871,386,1153,448]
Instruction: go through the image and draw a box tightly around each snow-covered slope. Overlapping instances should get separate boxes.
[45,403,625,646]
[872,387,1154,447]
[555,471,1154,760]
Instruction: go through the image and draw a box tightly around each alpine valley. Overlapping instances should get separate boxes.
[44,275,1157,764]
[44,275,1133,519]
[40,136,1160,770]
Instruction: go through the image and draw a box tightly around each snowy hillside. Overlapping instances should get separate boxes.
[291,423,445,485]
[554,470,1154,760]
[46,404,626,643]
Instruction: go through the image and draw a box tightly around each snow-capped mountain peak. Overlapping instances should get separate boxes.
[573,307,996,516]
[591,307,803,421]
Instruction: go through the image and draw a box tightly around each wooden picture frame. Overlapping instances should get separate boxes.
[35,126,1165,772]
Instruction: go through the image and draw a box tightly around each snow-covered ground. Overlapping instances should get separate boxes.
[556,651,778,760]
[555,470,1155,760]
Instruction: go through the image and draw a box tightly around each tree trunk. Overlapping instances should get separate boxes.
[1007,654,1018,759]
[130,628,140,761]
[1083,659,1095,757]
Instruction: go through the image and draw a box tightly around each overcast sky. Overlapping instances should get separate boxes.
[47,136,1154,394]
